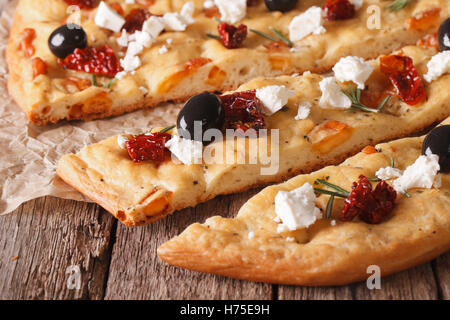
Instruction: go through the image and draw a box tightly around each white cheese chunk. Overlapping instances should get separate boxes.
[393,149,441,193]
[424,51,450,82]
[319,77,352,109]
[125,0,135,4]
[295,101,312,120]
[158,45,169,54]
[203,0,215,9]
[286,237,295,242]
[333,56,374,89]
[142,16,165,39]
[165,135,203,165]
[375,166,402,180]
[116,30,129,47]
[162,2,195,31]
[289,6,326,42]
[117,135,129,150]
[255,85,295,116]
[214,0,247,24]
[330,220,336,226]
[94,1,125,33]
[275,183,322,232]
[248,231,255,240]
[349,0,363,10]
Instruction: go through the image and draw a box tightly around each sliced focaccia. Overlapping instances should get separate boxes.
[158,118,450,286]
[7,0,449,124]
[57,44,450,226]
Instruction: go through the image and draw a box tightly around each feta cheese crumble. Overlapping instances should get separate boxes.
[349,0,363,10]
[158,45,169,54]
[95,1,125,33]
[375,166,402,180]
[214,0,247,24]
[295,101,312,120]
[117,135,129,150]
[333,56,374,89]
[255,85,295,115]
[393,149,441,193]
[165,135,203,165]
[318,77,352,109]
[248,231,255,240]
[289,6,326,42]
[423,51,450,82]
[274,183,322,233]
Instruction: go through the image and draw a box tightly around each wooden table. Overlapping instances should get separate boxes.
[0,188,448,300]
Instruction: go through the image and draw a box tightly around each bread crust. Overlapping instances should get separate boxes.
[7,0,450,124]
[57,45,450,227]
[158,120,450,286]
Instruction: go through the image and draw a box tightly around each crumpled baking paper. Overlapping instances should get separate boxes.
[0,0,181,215]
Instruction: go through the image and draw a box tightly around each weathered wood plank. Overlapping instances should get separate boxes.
[0,197,115,300]
[433,252,450,300]
[104,189,273,300]
[278,263,439,300]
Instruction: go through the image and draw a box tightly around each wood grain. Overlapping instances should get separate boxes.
[0,197,115,300]
[104,189,273,300]
[433,252,450,299]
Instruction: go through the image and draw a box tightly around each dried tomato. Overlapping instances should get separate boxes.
[379,55,426,106]
[217,23,248,49]
[417,32,439,50]
[63,0,95,9]
[122,8,152,33]
[125,132,172,163]
[340,175,397,224]
[20,28,36,57]
[323,0,356,21]
[32,57,47,79]
[219,90,266,131]
[406,8,441,32]
[58,45,120,77]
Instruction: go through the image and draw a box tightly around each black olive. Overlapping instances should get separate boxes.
[264,0,298,12]
[438,18,450,52]
[422,125,450,173]
[48,24,87,59]
[177,92,225,144]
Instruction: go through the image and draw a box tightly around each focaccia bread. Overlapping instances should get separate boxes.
[57,45,450,227]
[158,118,450,286]
[7,0,449,124]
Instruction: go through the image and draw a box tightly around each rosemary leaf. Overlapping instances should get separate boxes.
[316,179,350,197]
[105,78,117,89]
[342,84,380,113]
[404,191,412,198]
[91,74,98,87]
[391,157,395,168]
[326,195,335,219]
[160,125,176,133]
[384,0,412,12]
[269,26,292,47]
[314,188,348,198]
[377,95,391,111]
[367,177,382,182]
[206,33,222,40]
[250,28,278,42]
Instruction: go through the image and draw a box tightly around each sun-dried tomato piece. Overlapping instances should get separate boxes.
[58,45,120,77]
[323,0,356,21]
[362,145,377,155]
[219,90,266,131]
[406,8,441,32]
[20,28,36,57]
[217,23,248,49]
[126,132,172,163]
[122,8,152,33]
[340,176,397,224]
[379,55,426,106]
[417,32,439,49]
[63,0,95,9]
[32,57,47,79]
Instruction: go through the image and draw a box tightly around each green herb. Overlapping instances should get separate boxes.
[104,78,117,89]
[384,0,412,12]
[269,26,292,47]
[316,179,350,197]
[206,33,222,40]
[367,177,382,182]
[160,125,176,133]
[391,157,395,168]
[91,74,98,87]
[214,17,224,23]
[342,84,390,113]
[250,28,278,42]
[326,195,335,219]
[313,188,348,198]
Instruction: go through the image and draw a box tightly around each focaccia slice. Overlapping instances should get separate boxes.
[158,118,450,286]
[57,45,450,226]
[7,0,449,124]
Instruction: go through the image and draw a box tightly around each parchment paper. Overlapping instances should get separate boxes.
[0,0,181,215]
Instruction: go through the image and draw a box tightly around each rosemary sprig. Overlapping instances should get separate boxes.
[206,33,222,40]
[269,26,292,47]
[383,0,412,12]
[342,84,390,113]
[249,28,278,42]
[367,177,382,182]
[214,17,224,23]
[160,125,176,133]
[325,195,335,219]
[316,179,350,197]
[404,191,411,198]
[91,74,98,87]
[104,78,117,89]
[313,188,348,198]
